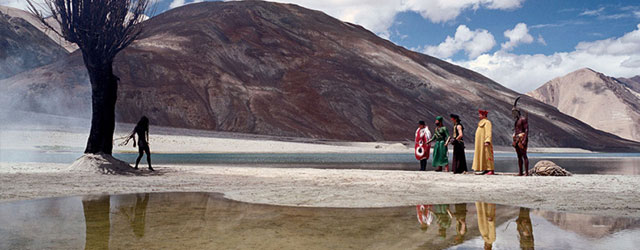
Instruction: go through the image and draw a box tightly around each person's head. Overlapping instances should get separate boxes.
[136,116,149,131]
[418,120,426,128]
[450,114,460,124]
[512,96,522,120]
[512,108,521,120]
[435,116,443,126]
[478,110,488,120]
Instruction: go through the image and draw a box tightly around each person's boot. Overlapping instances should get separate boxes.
[435,166,443,172]
[445,165,449,172]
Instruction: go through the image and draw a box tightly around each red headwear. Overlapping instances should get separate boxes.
[478,109,489,116]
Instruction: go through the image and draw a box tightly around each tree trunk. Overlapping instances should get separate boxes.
[84,57,118,155]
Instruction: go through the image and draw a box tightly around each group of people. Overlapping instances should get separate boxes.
[414,97,529,176]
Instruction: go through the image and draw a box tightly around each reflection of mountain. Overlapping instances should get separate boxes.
[533,210,640,238]
[2,1,639,151]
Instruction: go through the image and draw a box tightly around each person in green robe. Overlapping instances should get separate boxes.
[428,116,449,171]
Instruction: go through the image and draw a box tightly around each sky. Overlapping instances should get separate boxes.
[3,0,639,93]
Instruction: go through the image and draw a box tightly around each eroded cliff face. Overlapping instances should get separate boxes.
[529,68,640,142]
[1,1,638,151]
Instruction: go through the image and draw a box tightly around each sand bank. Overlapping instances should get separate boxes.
[1,162,638,218]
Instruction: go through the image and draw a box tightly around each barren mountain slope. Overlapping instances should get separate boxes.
[2,1,638,151]
[0,6,68,79]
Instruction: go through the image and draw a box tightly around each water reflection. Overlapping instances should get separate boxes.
[476,202,496,250]
[83,196,110,250]
[453,204,467,245]
[117,193,149,238]
[517,208,534,250]
[1,193,640,249]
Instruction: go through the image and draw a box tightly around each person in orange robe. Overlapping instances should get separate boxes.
[472,110,494,175]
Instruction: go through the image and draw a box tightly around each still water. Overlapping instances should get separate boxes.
[2,149,640,175]
[0,192,638,250]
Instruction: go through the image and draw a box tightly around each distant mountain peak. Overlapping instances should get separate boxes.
[528,69,640,141]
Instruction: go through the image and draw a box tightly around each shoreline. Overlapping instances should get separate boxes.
[1,162,640,218]
[2,120,639,219]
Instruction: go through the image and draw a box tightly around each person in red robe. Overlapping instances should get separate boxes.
[415,120,432,171]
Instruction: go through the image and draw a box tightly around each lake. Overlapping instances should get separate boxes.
[0,192,638,249]
[2,149,640,175]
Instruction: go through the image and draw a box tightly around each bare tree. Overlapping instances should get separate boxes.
[27,0,150,155]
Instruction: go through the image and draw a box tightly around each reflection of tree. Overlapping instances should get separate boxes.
[453,203,467,245]
[476,202,496,250]
[119,194,149,238]
[516,208,534,250]
[82,196,110,250]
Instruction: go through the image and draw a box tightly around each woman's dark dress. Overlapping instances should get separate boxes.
[451,123,468,174]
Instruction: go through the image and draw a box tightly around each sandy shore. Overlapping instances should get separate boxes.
[1,114,636,218]
[1,161,639,218]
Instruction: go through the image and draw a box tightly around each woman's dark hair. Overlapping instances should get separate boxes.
[135,116,149,132]
[450,114,463,131]
[449,114,461,123]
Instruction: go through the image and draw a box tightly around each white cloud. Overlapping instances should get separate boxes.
[537,34,547,46]
[241,0,524,38]
[453,24,640,93]
[169,0,186,9]
[580,7,605,16]
[424,25,496,59]
[501,23,534,51]
[169,0,204,9]
[599,13,631,20]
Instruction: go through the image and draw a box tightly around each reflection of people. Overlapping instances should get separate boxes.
[415,121,432,171]
[121,193,150,238]
[453,203,468,244]
[516,208,534,250]
[476,202,496,250]
[512,97,529,176]
[125,116,154,171]
[416,205,434,231]
[429,116,449,172]
[433,204,452,238]
[449,114,468,174]
[472,110,495,175]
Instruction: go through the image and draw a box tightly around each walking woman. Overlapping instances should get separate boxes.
[428,116,449,172]
[449,114,468,174]
[125,116,154,171]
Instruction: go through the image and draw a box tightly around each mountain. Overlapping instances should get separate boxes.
[0,6,77,52]
[1,1,639,151]
[618,75,640,94]
[528,68,640,142]
[0,6,69,80]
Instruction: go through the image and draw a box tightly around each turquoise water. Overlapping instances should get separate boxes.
[0,192,638,249]
[2,149,640,174]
